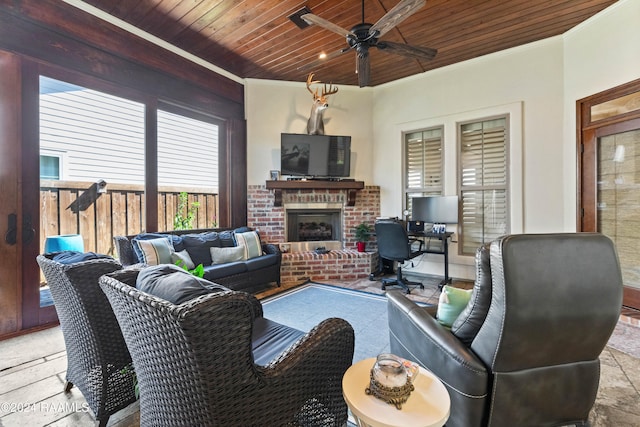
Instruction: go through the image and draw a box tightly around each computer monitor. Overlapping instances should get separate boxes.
[412,196,459,224]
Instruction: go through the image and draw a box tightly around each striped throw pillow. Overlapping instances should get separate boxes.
[133,237,174,265]
[235,231,263,260]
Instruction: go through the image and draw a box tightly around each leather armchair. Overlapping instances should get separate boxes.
[387,233,623,427]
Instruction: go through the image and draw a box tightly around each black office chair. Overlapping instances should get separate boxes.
[374,221,425,294]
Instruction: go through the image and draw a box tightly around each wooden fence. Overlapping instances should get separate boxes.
[40,180,219,257]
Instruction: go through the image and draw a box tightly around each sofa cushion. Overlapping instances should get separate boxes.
[245,253,279,271]
[210,246,245,264]
[136,264,219,304]
[451,244,492,346]
[235,231,263,260]
[182,232,223,266]
[436,285,472,328]
[133,237,174,266]
[252,317,305,366]
[170,249,195,270]
[203,261,248,281]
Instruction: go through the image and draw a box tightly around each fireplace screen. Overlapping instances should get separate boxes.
[287,210,342,242]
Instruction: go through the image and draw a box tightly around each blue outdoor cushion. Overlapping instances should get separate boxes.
[182,232,222,266]
[136,264,220,304]
[202,262,247,280]
[52,251,113,264]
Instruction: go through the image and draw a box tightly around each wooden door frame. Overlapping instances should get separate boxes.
[577,78,640,309]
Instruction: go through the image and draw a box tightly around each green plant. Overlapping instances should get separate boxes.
[175,260,205,278]
[354,222,372,242]
[173,192,200,230]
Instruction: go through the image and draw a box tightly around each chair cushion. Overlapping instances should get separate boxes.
[136,264,218,304]
[132,237,174,265]
[451,244,492,346]
[51,251,113,264]
[171,249,195,270]
[436,285,472,328]
[235,231,263,259]
[210,246,245,264]
[252,317,305,366]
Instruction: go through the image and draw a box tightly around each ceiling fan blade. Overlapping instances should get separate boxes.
[296,48,351,72]
[376,41,437,60]
[357,52,371,87]
[301,13,355,38]
[369,0,426,38]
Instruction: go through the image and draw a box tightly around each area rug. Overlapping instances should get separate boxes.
[261,282,401,363]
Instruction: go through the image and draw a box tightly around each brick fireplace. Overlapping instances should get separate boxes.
[247,184,381,284]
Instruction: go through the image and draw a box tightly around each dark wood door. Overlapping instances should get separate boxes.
[578,79,640,310]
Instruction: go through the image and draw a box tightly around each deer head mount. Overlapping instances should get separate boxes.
[306,73,338,135]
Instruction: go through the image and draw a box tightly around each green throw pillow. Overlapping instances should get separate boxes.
[437,285,473,328]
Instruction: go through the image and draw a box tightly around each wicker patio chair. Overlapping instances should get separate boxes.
[99,268,355,427]
[36,254,138,426]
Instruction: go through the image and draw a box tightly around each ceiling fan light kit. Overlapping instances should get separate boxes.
[298,0,437,87]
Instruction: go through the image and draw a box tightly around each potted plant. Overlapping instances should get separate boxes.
[354,222,372,252]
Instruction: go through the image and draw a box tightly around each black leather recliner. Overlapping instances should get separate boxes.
[387,233,623,427]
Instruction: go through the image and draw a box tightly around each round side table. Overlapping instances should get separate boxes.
[342,358,450,427]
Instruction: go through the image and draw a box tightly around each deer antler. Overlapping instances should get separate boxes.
[322,82,339,97]
[306,73,321,98]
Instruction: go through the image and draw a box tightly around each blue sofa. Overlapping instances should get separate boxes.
[113,227,281,292]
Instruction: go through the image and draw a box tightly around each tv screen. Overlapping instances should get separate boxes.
[281,134,351,177]
[412,196,459,224]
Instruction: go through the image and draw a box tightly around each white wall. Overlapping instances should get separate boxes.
[245,79,374,185]
[244,0,640,280]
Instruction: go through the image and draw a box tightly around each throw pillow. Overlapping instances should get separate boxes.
[170,249,195,270]
[436,285,473,328]
[210,246,245,264]
[132,237,174,266]
[451,244,493,346]
[181,232,221,266]
[131,233,183,263]
[136,264,219,304]
[235,231,263,260]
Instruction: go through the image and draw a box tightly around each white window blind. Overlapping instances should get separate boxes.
[459,117,508,254]
[404,127,443,214]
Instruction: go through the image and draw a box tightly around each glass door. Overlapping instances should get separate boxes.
[596,127,640,305]
[578,79,640,310]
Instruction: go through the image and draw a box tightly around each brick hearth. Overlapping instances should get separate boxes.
[247,184,381,283]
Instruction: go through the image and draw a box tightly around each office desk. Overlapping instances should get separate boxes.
[409,231,453,289]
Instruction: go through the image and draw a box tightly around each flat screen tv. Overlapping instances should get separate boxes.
[412,196,459,224]
[280,133,351,178]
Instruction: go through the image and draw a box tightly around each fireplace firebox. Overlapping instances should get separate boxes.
[286,209,342,243]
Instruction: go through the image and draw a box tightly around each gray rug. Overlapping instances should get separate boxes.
[262,282,402,363]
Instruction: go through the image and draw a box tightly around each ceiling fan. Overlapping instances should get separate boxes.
[301,0,437,87]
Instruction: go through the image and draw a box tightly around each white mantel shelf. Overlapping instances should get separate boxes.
[265,180,365,207]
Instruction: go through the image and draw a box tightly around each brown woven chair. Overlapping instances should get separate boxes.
[36,254,138,427]
[99,268,355,427]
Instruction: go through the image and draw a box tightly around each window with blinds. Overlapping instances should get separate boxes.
[459,117,509,255]
[404,127,444,215]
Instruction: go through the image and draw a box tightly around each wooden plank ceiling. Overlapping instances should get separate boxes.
[80,0,618,87]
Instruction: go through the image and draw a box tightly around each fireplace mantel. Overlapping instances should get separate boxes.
[265,180,365,206]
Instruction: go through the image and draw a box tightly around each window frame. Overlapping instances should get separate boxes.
[403,125,445,217]
[39,149,66,180]
[457,114,510,255]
